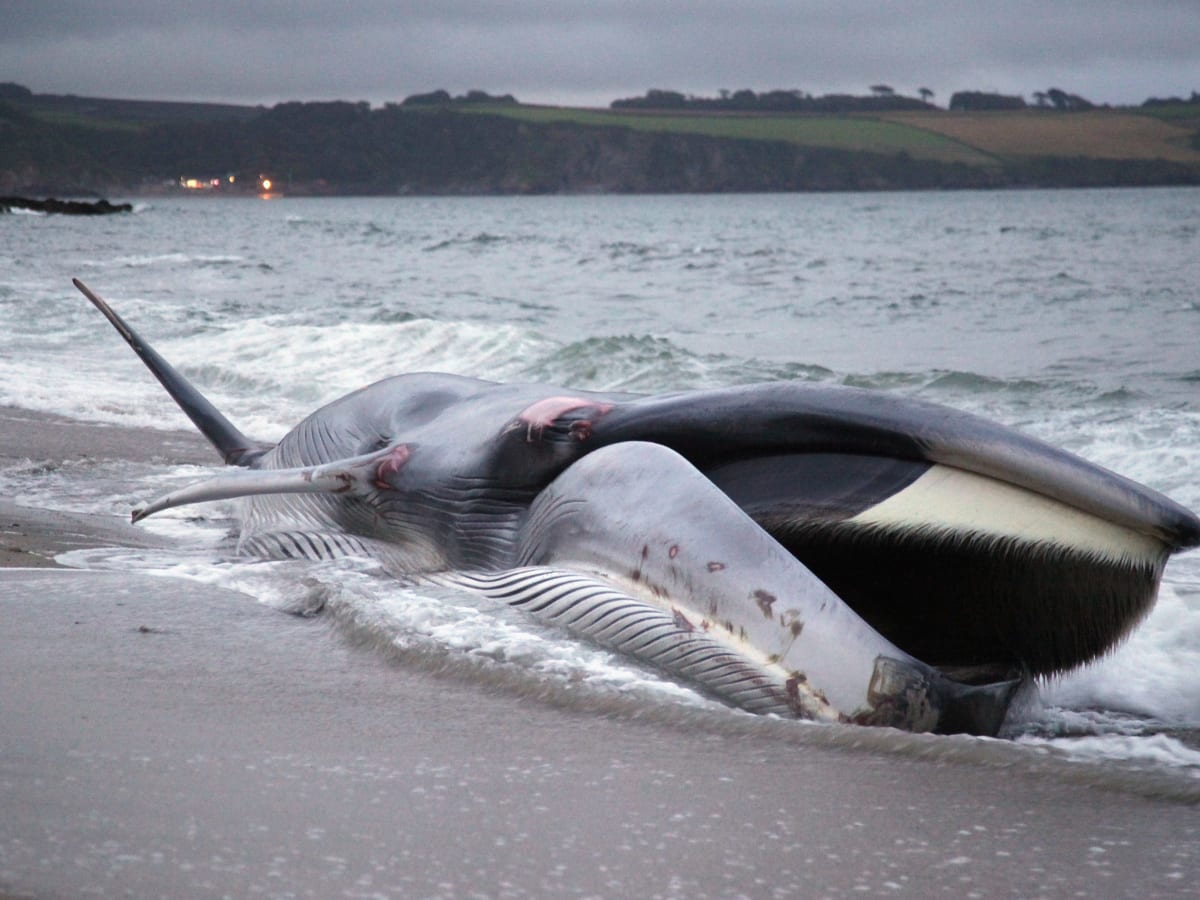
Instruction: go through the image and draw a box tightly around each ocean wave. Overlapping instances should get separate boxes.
[423,232,533,252]
[75,252,248,269]
[149,316,558,432]
[518,334,715,392]
[1040,585,1200,725]
[920,370,1050,396]
[1016,733,1200,780]
[514,333,836,394]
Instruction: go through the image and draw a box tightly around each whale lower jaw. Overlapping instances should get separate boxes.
[442,566,843,720]
[438,566,1010,734]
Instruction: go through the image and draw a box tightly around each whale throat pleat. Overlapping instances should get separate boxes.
[240,529,373,561]
[442,567,826,718]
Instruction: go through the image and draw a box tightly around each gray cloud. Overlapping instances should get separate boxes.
[1,1,1196,107]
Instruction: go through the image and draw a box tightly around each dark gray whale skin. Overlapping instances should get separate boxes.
[72,279,1200,735]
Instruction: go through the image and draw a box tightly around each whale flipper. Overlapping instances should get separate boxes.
[130,444,411,522]
[73,279,270,466]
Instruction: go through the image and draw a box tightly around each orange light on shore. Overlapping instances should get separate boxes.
[261,178,273,191]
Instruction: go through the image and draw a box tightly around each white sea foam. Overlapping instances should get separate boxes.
[1041,584,1200,724]
[1017,733,1200,777]
[160,317,558,437]
[0,354,177,431]
[78,252,247,269]
[0,316,558,437]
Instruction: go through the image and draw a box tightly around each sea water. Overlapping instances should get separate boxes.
[2,190,1199,793]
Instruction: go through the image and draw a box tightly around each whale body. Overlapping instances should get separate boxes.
[74,279,1200,736]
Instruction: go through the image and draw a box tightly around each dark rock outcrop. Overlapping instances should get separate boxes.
[0,196,133,215]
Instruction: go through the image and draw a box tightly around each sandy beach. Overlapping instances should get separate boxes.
[1,407,1197,898]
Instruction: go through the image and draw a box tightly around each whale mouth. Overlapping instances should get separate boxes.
[793,518,1165,676]
[714,456,1169,677]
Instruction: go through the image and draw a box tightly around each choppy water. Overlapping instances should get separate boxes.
[2,190,1199,795]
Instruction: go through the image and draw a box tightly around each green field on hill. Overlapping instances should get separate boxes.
[466,104,1200,167]
[462,105,1001,166]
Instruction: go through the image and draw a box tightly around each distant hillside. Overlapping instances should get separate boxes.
[878,108,1200,164]
[0,84,261,126]
[2,84,1198,196]
[468,102,1200,167]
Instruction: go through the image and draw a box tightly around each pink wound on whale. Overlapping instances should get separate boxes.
[514,396,613,442]
[373,444,411,489]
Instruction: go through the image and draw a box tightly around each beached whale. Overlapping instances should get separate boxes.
[74,279,1200,736]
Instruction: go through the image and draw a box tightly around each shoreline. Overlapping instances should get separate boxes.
[2,405,1198,897]
[0,404,211,567]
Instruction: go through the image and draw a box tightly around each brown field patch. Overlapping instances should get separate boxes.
[879,110,1200,163]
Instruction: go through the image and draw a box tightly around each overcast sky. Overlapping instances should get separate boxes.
[2,1,1197,109]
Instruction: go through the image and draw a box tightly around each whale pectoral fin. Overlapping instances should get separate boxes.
[132,444,410,522]
[133,467,347,522]
[73,279,270,466]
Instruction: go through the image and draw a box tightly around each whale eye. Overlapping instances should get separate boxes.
[361,435,392,454]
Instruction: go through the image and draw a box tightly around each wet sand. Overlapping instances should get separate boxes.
[0,404,212,569]
[1,408,1197,898]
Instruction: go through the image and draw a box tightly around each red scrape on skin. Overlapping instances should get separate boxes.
[373,445,411,489]
[513,396,613,442]
[785,674,806,707]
